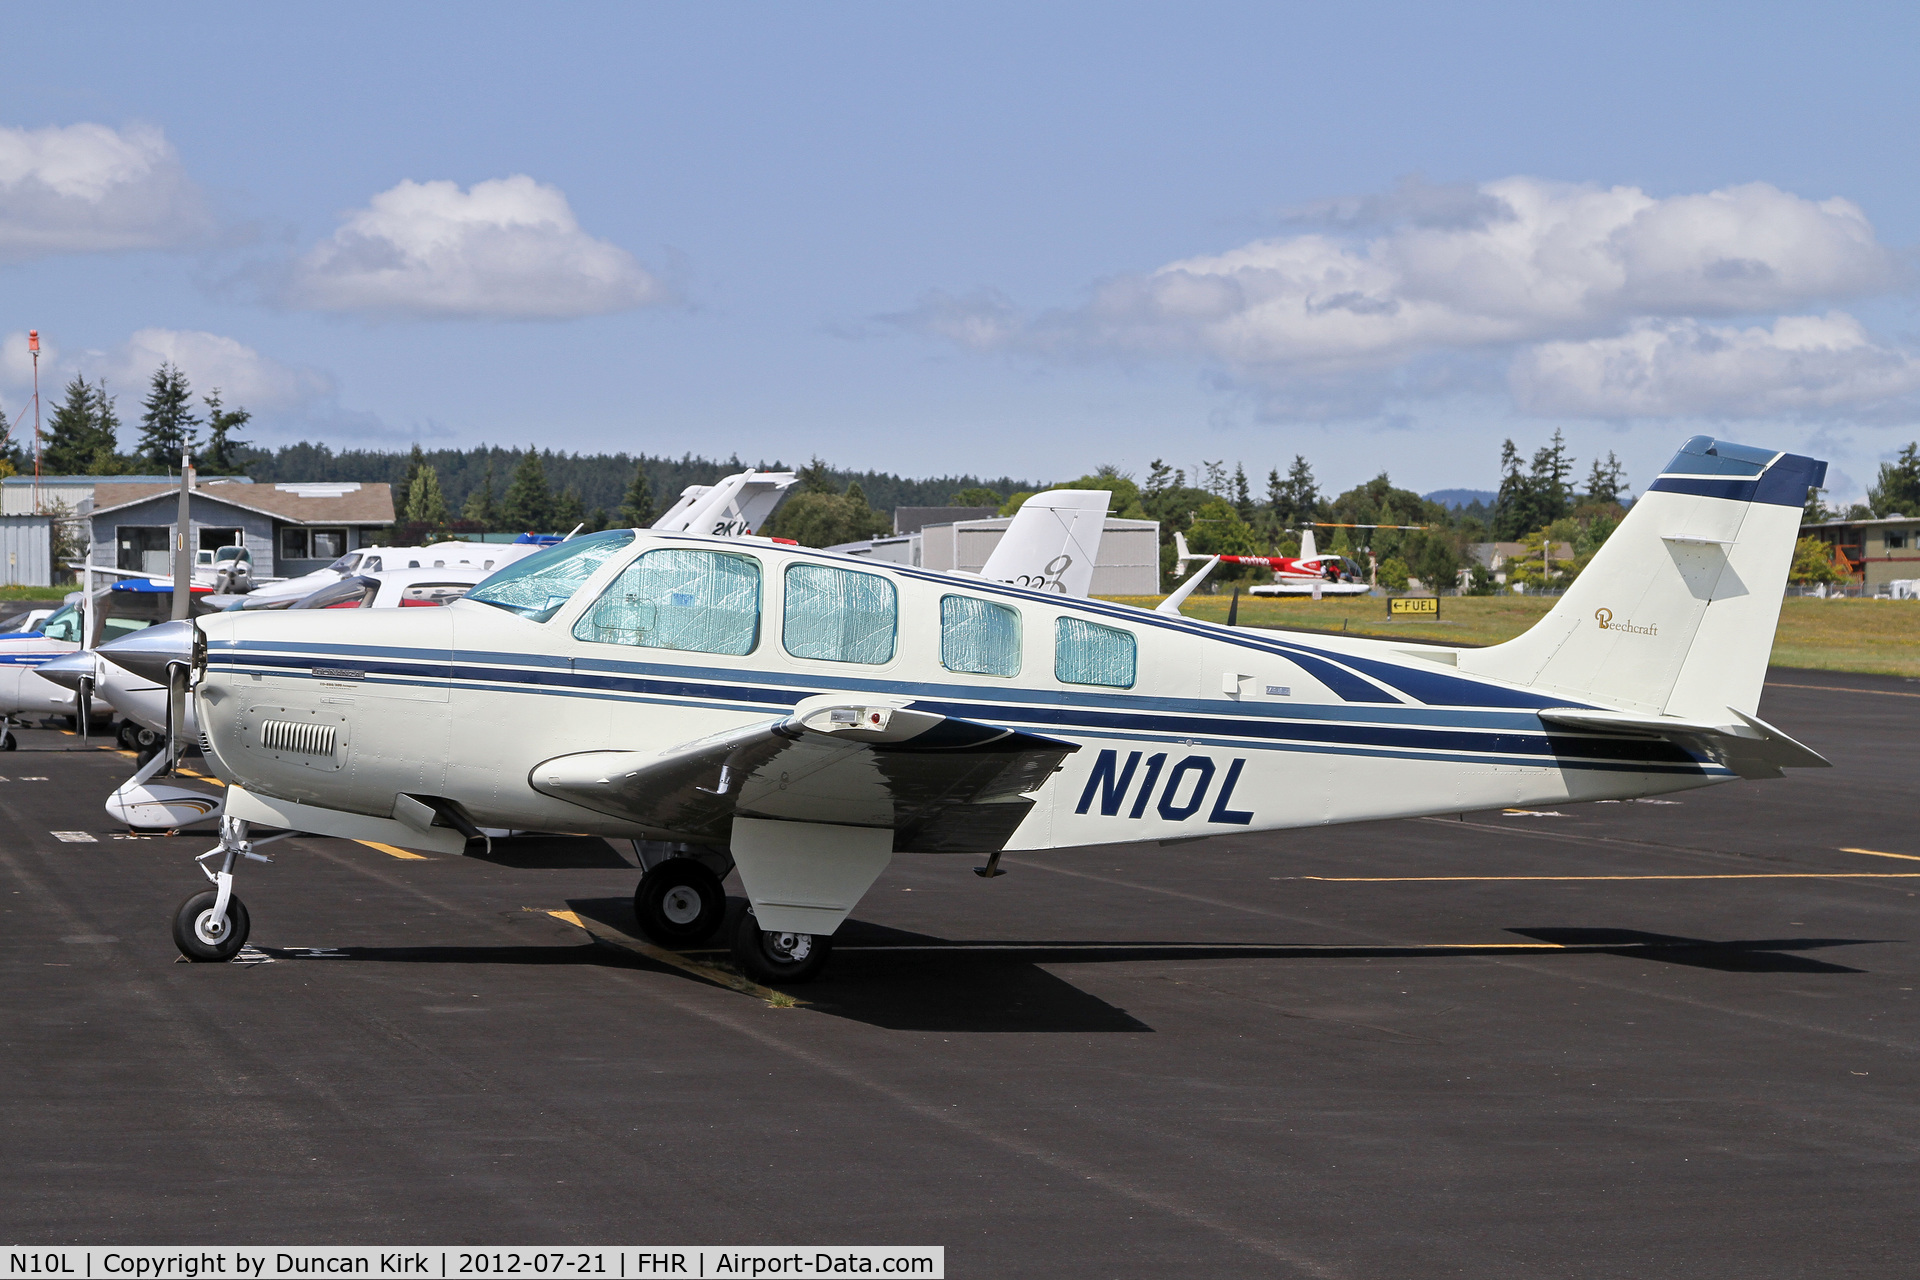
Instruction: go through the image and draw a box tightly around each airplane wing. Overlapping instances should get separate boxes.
[1538,706,1830,779]
[530,695,1078,851]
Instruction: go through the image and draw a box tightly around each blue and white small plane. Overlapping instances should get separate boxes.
[99,437,1830,982]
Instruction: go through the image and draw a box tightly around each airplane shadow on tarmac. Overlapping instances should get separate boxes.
[257,910,1876,1034]
[461,835,637,870]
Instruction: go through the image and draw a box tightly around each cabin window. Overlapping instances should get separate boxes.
[1054,617,1136,688]
[782,564,897,664]
[466,530,636,622]
[575,547,762,655]
[940,595,1020,676]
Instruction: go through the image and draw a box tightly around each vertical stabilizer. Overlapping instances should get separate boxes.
[1455,437,1824,720]
[1298,528,1318,561]
[980,490,1112,596]
[651,471,799,538]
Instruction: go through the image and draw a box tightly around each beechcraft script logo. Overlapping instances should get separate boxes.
[1595,607,1657,636]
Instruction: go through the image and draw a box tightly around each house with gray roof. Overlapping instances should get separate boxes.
[85,479,395,578]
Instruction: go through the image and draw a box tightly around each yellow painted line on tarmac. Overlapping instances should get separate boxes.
[1300,873,1920,882]
[355,840,428,861]
[1841,847,1920,862]
[1766,680,1920,699]
[540,908,801,1006]
[174,767,225,787]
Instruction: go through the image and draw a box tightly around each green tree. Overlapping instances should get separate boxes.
[1232,463,1254,522]
[1789,535,1845,585]
[949,486,1003,507]
[1377,557,1410,592]
[1270,455,1319,530]
[1185,496,1261,584]
[794,456,836,495]
[553,487,587,534]
[583,507,609,534]
[90,381,126,472]
[615,462,656,528]
[499,446,554,531]
[1867,443,1920,517]
[43,376,111,474]
[406,465,451,526]
[398,443,427,507]
[1583,451,1628,504]
[764,492,889,547]
[136,362,199,467]
[463,458,499,529]
[200,389,251,475]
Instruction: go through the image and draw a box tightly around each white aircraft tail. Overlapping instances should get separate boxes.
[980,489,1111,596]
[1298,528,1318,560]
[651,470,799,538]
[1456,436,1825,722]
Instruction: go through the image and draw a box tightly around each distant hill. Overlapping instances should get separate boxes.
[1424,488,1498,509]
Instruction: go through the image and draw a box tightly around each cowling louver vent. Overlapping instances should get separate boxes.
[261,718,337,757]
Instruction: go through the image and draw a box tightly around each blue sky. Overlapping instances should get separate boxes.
[2,2,1916,501]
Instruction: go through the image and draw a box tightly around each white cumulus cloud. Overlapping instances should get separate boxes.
[894,175,1912,419]
[286,175,670,319]
[109,329,335,413]
[0,122,209,258]
[1511,312,1920,419]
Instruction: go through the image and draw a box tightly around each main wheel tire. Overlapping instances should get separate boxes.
[172,889,250,962]
[633,859,726,947]
[0,732,14,751]
[731,910,833,985]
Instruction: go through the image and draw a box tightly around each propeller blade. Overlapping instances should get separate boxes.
[76,676,91,739]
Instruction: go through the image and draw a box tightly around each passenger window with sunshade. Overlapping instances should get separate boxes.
[783,563,897,664]
[575,548,762,655]
[1054,616,1135,688]
[940,595,1020,676]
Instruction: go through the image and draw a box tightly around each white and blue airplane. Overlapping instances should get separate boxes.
[99,437,1829,983]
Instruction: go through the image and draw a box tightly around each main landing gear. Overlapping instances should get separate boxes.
[172,816,283,961]
[731,910,832,985]
[630,841,732,948]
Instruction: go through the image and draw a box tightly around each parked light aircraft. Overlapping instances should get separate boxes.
[1175,528,1371,596]
[42,565,496,829]
[100,436,1830,984]
[0,579,225,748]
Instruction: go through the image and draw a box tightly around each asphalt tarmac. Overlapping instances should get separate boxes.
[3,667,1917,1278]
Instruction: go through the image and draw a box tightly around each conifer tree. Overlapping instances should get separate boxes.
[201,389,251,475]
[499,446,554,531]
[406,465,450,527]
[44,376,101,474]
[553,487,587,534]
[398,444,426,507]
[463,458,498,529]
[91,381,124,472]
[136,362,199,467]
[615,462,655,528]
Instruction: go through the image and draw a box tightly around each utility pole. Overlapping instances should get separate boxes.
[27,330,41,513]
[172,449,194,621]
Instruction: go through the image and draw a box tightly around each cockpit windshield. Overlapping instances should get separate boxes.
[325,552,364,574]
[38,604,81,643]
[464,530,636,622]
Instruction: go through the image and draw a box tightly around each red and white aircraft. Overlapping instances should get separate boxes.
[1173,528,1372,596]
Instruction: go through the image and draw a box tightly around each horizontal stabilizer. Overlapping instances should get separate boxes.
[531,695,1078,851]
[1539,706,1830,779]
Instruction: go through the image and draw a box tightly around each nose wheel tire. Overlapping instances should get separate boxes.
[118,722,159,752]
[731,910,833,985]
[633,859,726,946]
[0,732,14,751]
[172,888,250,962]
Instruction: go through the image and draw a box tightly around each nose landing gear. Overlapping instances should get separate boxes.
[173,816,283,962]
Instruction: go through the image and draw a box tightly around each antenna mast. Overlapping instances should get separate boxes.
[28,330,41,513]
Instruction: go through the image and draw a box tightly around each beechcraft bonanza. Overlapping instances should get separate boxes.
[96,436,1830,984]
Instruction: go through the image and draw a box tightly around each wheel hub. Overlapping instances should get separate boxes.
[766,931,812,962]
[661,885,703,925]
[194,910,228,946]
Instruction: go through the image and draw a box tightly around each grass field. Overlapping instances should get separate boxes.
[1100,593,1920,677]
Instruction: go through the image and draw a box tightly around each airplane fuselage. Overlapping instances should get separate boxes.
[193,531,1723,852]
